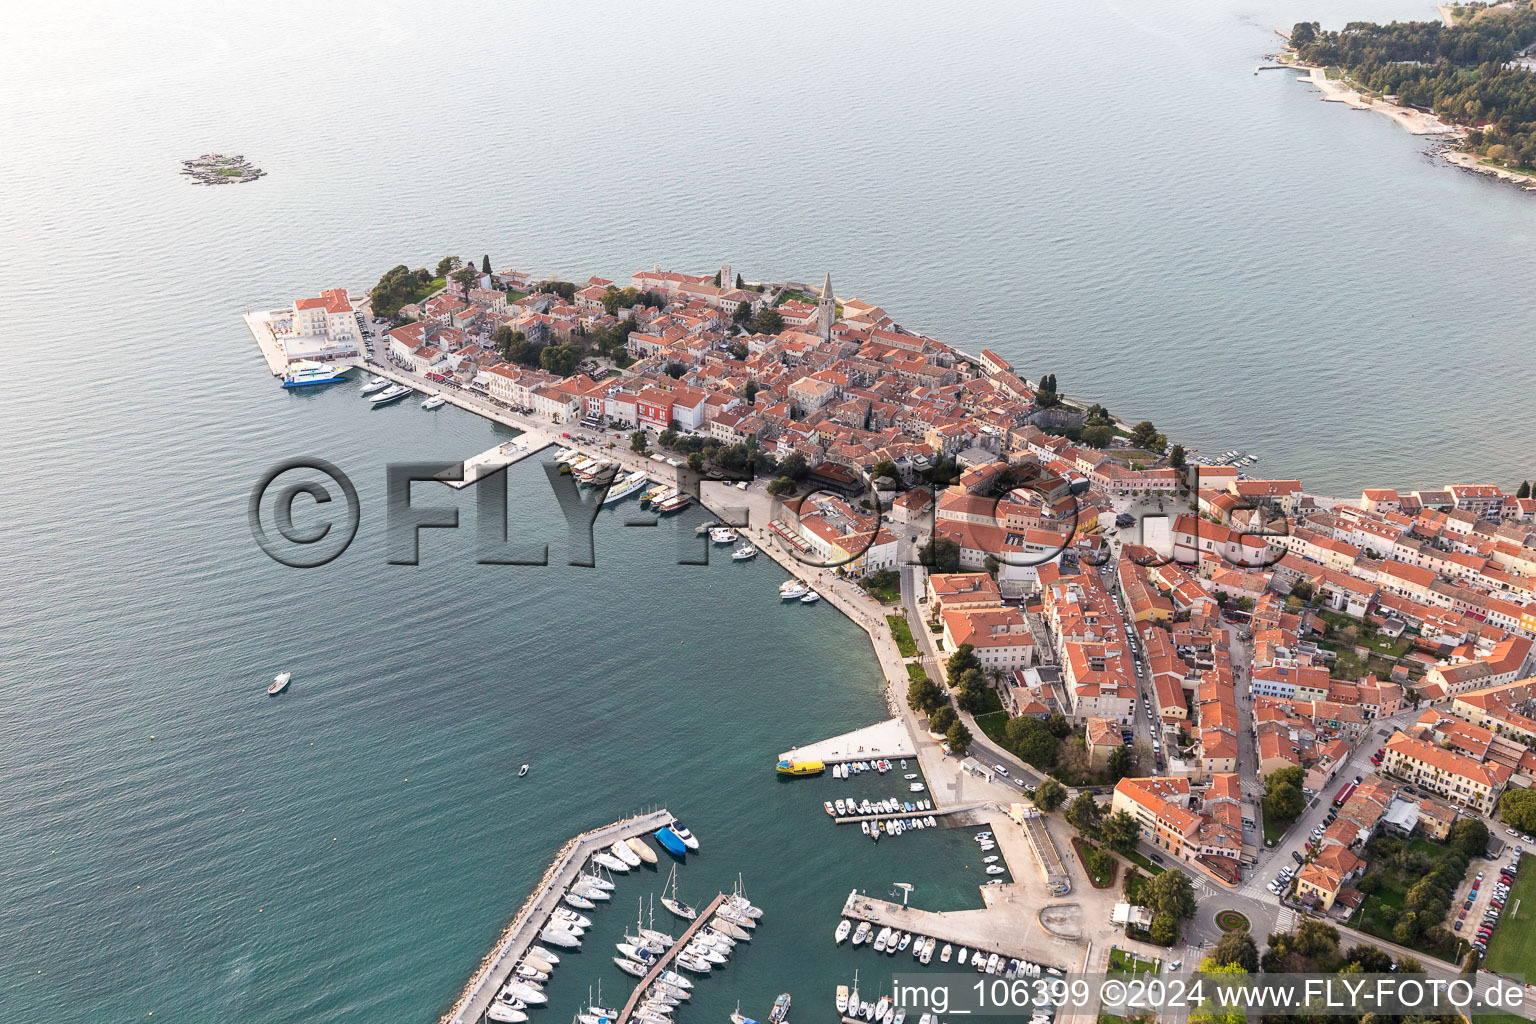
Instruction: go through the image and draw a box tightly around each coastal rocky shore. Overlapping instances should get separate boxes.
[180,153,265,185]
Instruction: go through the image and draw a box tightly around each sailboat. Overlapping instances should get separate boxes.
[660,864,697,920]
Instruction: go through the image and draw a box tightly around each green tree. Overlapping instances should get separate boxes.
[743,380,760,405]
[1033,777,1067,812]
[752,306,784,334]
[1005,716,1060,768]
[734,300,752,324]
[945,720,973,755]
[1106,744,1134,781]
[946,643,981,678]
[954,668,990,714]
[452,264,480,294]
[1148,912,1178,946]
[687,452,704,472]
[1144,867,1196,921]
[1207,930,1260,973]
[767,476,797,497]
[1066,792,1104,834]
[1101,809,1141,853]
[918,536,962,574]
[481,254,491,274]
[630,431,648,453]
[778,451,809,480]
[928,705,958,734]
[1129,420,1159,449]
[1262,765,1306,824]
[1499,788,1536,831]
[368,264,435,320]
[1519,480,1532,499]
[1082,424,1115,448]
[539,343,581,376]
[1169,444,1186,469]
[1047,712,1071,737]
[435,255,462,278]
[1447,817,1489,858]
[907,675,946,715]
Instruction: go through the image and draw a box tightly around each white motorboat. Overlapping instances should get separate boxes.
[503,983,548,1005]
[488,1005,528,1023]
[626,836,659,865]
[983,855,999,864]
[835,919,852,944]
[897,932,912,952]
[688,943,726,965]
[717,905,755,929]
[669,821,700,850]
[657,970,693,991]
[837,986,850,1014]
[539,926,581,948]
[527,946,560,965]
[515,964,548,982]
[800,591,821,603]
[732,543,757,560]
[360,376,389,394]
[676,954,712,974]
[985,865,1006,875]
[593,852,629,873]
[728,891,762,919]
[267,671,291,696]
[518,764,529,777]
[957,947,969,965]
[921,937,935,964]
[369,383,412,405]
[552,908,591,928]
[909,782,925,792]
[709,527,738,544]
[610,840,642,867]
[852,921,871,945]
[581,871,616,891]
[940,943,952,962]
[873,926,891,952]
[614,958,649,978]
[421,394,446,410]
[778,580,810,600]
[572,882,611,902]
[564,891,596,910]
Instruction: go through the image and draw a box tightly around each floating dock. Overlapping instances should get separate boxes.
[778,718,916,766]
[614,892,728,1024]
[442,809,673,1024]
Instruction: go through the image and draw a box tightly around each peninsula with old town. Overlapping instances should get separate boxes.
[247,258,1536,1007]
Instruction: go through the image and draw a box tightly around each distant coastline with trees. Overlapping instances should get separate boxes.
[1284,2,1536,181]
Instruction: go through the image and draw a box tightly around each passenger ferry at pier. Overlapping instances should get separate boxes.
[778,580,809,600]
[653,492,691,514]
[602,470,649,505]
[281,360,350,388]
[775,758,825,776]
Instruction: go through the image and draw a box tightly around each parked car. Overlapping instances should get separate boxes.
[1293,851,1304,864]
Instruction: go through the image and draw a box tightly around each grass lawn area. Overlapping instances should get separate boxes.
[975,710,1009,746]
[1263,815,1295,846]
[972,687,1005,716]
[1123,849,1165,875]
[1108,947,1162,976]
[862,578,900,603]
[887,616,917,657]
[504,289,527,303]
[906,664,930,682]
[1483,862,1536,975]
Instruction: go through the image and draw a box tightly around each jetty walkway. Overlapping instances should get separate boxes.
[614,893,728,1024]
[840,890,1064,974]
[443,809,672,1024]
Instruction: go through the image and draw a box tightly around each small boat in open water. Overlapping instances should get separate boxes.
[268,672,291,695]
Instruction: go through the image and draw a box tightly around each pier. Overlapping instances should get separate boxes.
[840,891,1064,974]
[832,802,987,825]
[778,719,915,766]
[614,893,728,1024]
[442,809,673,1024]
[439,438,554,489]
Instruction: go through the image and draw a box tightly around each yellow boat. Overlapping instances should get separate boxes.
[776,759,825,777]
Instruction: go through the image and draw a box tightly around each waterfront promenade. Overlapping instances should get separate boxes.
[444,809,672,1024]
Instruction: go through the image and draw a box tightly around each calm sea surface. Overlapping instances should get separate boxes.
[2,1,1533,1021]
